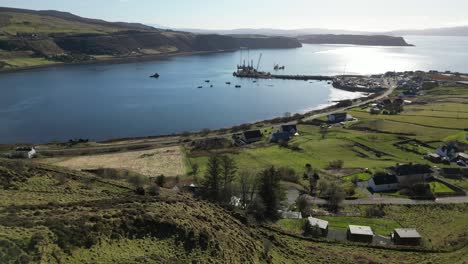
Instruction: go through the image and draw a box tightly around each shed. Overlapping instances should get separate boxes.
[392,228,422,246]
[307,217,329,236]
[368,173,399,192]
[347,225,374,243]
[242,130,263,143]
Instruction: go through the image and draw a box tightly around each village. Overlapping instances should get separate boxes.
[3,70,467,257]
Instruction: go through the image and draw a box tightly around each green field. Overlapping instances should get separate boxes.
[429,181,456,194]
[320,216,401,236]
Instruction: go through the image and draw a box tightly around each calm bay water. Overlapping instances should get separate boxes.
[1,36,468,143]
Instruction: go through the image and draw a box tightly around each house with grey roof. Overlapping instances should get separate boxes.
[392,228,422,246]
[347,225,374,243]
[307,217,329,236]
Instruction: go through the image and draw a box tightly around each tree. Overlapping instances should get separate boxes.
[155,174,166,187]
[296,195,310,217]
[239,170,257,208]
[128,174,146,189]
[202,155,222,201]
[258,167,285,221]
[323,181,345,212]
[192,163,199,177]
[218,155,237,204]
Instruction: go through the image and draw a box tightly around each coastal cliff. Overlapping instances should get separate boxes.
[0,7,301,71]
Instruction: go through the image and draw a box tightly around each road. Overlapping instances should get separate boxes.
[302,77,397,122]
[302,193,468,205]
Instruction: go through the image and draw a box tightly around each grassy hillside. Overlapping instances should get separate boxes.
[1,158,468,263]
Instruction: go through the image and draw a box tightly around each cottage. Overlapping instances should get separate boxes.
[370,107,381,115]
[347,225,374,243]
[242,130,263,144]
[391,164,432,185]
[269,132,291,143]
[392,228,422,246]
[280,124,298,135]
[328,113,351,123]
[10,146,36,159]
[307,217,329,236]
[436,145,459,161]
[368,173,399,192]
[456,81,468,87]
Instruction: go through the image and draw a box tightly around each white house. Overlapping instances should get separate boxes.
[11,146,36,159]
[368,173,399,192]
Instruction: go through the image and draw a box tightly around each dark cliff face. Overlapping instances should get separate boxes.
[299,34,413,46]
[54,31,195,55]
[192,34,302,51]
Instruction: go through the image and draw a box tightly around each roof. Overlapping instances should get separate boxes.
[329,112,347,118]
[243,130,263,139]
[270,132,291,141]
[394,164,432,176]
[348,225,374,236]
[281,124,297,133]
[307,217,328,229]
[394,228,421,239]
[15,147,34,152]
[456,81,468,85]
[458,152,468,159]
[372,173,398,185]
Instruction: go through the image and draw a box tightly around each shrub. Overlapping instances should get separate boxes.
[155,175,166,187]
[277,167,299,183]
[327,160,344,170]
[146,184,160,196]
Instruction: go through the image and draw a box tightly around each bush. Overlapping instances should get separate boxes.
[146,184,160,196]
[365,205,386,218]
[277,167,299,183]
[327,160,344,170]
[128,174,146,188]
[155,175,166,187]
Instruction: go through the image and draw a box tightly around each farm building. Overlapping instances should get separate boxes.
[242,130,263,144]
[10,146,36,159]
[392,228,422,246]
[307,217,329,236]
[368,173,399,192]
[347,225,374,243]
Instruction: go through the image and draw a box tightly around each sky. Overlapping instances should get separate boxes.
[1,0,468,31]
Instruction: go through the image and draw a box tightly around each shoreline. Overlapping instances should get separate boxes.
[0,49,237,74]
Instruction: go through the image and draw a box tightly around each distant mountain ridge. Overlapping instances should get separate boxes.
[172,26,468,37]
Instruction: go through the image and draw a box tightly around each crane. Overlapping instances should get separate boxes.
[256,53,263,71]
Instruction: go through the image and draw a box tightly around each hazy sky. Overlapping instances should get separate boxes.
[1,0,468,31]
